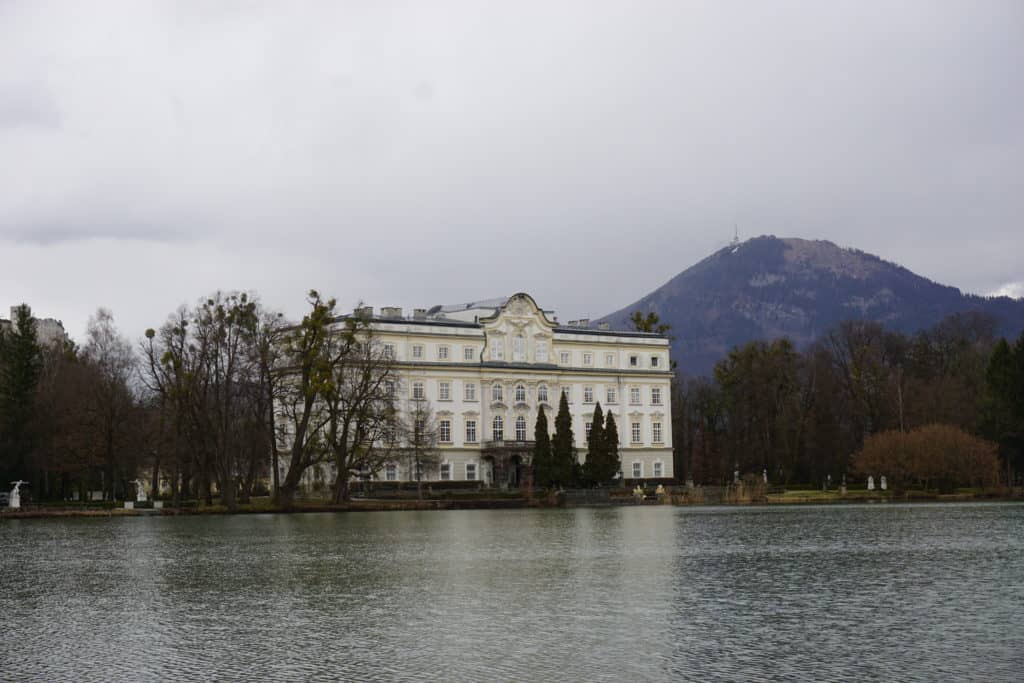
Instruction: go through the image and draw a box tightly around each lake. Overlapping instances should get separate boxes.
[2,503,1022,681]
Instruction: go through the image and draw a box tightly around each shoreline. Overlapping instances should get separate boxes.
[3,492,1022,519]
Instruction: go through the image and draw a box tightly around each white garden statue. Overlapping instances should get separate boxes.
[131,480,147,503]
[9,481,27,509]
[867,475,875,491]
[880,476,887,491]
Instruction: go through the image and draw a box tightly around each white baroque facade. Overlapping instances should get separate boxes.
[364,293,674,485]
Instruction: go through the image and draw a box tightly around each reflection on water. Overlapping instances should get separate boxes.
[2,504,1022,681]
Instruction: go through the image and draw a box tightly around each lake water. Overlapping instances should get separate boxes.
[2,503,1022,681]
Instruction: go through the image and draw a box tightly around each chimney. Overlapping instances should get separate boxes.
[381,306,402,319]
[597,322,610,330]
[413,308,427,320]
[355,306,373,319]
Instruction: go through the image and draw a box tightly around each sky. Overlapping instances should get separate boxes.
[1,0,1022,343]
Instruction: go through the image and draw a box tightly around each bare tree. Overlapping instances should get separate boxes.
[82,309,138,500]
[322,315,398,502]
[401,396,440,499]
[276,291,337,509]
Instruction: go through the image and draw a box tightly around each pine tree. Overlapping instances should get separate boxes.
[603,411,621,483]
[583,402,605,485]
[0,304,42,481]
[551,390,575,486]
[532,405,553,487]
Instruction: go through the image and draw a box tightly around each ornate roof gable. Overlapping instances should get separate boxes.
[479,293,556,363]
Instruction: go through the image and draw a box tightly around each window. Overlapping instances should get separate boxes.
[632,462,642,478]
[585,422,592,439]
[538,385,548,403]
[562,386,571,402]
[583,386,594,403]
[383,422,396,444]
[651,387,662,405]
[464,346,476,361]
[413,464,423,481]
[515,416,527,441]
[583,352,593,366]
[438,345,449,360]
[606,387,617,404]
[415,418,426,437]
[629,354,639,367]
[439,382,451,401]
[413,382,425,399]
[492,339,504,360]
[605,353,615,367]
[385,464,397,481]
[383,343,395,359]
[385,380,396,397]
[631,422,642,444]
[440,462,451,480]
[466,463,477,481]
[515,384,526,403]
[653,462,663,478]
[652,422,663,443]
[412,344,424,359]
[492,384,503,402]
[439,419,451,443]
[513,335,526,362]
[465,420,477,443]
[651,355,660,368]
[536,340,549,362]
[493,416,504,441]
[560,351,571,365]
[630,387,641,404]
[464,383,476,401]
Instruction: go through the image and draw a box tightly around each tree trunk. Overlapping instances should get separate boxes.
[150,453,161,501]
[221,476,237,512]
[269,403,280,502]
[171,460,181,507]
[278,483,297,510]
[332,466,351,504]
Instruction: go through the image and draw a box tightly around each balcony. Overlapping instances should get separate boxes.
[483,440,535,451]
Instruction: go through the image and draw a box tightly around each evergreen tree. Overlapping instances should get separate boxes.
[983,334,1024,479]
[551,390,576,486]
[0,304,42,482]
[532,404,553,487]
[603,411,621,482]
[583,402,605,485]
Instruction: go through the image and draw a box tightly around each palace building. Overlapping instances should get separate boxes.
[355,293,674,486]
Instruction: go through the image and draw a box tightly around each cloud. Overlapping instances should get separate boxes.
[0,0,1022,341]
[0,83,61,129]
[991,282,1024,300]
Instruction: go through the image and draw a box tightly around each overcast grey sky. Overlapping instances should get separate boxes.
[2,0,1022,342]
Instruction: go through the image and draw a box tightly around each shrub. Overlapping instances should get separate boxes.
[851,424,1000,490]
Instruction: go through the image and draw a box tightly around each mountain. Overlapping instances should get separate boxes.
[598,236,1024,376]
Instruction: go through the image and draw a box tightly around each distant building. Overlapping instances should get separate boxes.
[0,305,69,347]
[289,293,674,488]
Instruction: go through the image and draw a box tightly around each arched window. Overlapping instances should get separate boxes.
[492,383,503,402]
[515,384,526,403]
[493,415,504,441]
[515,415,527,441]
[538,384,548,403]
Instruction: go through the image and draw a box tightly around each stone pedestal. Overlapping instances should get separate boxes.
[124,501,134,510]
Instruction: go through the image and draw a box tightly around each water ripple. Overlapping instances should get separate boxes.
[1,504,1022,681]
